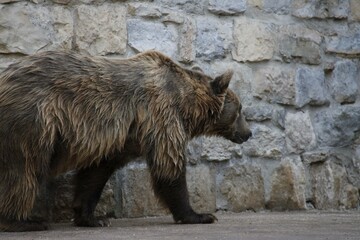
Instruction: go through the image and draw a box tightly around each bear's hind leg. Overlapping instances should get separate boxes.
[151,169,217,224]
[73,158,121,227]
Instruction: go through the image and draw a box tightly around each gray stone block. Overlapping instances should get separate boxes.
[329,60,358,104]
[219,164,265,212]
[310,162,359,209]
[242,124,285,159]
[253,64,296,105]
[187,165,216,213]
[232,18,275,62]
[0,3,73,54]
[179,17,196,63]
[263,0,291,14]
[75,4,127,55]
[208,0,246,15]
[292,0,350,19]
[313,106,360,147]
[243,105,273,122]
[127,19,178,58]
[285,111,316,154]
[325,33,360,55]
[156,0,207,15]
[115,164,169,218]
[295,67,328,108]
[267,156,306,210]
[279,36,321,65]
[200,137,242,162]
[195,17,231,61]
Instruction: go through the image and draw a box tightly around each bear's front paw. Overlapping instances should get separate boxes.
[177,213,217,224]
[74,216,111,227]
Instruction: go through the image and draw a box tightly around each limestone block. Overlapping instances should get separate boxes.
[268,156,306,210]
[272,108,286,129]
[232,18,275,62]
[262,0,291,14]
[329,60,358,104]
[242,124,285,159]
[156,0,207,15]
[187,165,216,213]
[313,106,360,147]
[243,105,273,122]
[325,33,360,55]
[201,137,242,162]
[208,0,246,15]
[330,149,360,189]
[115,164,168,218]
[0,3,73,54]
[279,37,321,65]
[219,164,265,212]
[195,17,232,61]
[292,0,349,19]
[302,151,329,165]
[279,24,322,44]
[285,111,316,154]
[127,19,178,58]
[179,17,196,63]
[310,162,359,209]
[75,4,127,56]
[128,3,162,18]
[253,64,296,105]
[350,0,360,21]
[295,67,328,108]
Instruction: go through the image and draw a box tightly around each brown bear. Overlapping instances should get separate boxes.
[0,50,252,232]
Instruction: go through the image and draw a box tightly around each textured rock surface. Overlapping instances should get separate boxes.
[128,19,178,58]
[115,164,168,218]
[75,4,127,55]
[295,67,328,108]
[292,0,349,19]
[310,162,359,209]
[232,18,275,62]
[208,0,246,15]
[242,124,284,159]
[0,3,73,54]
[253,64,296,105]
[219,165,265,212]
[285,111,316,154]
[267,156,306,210]
[313,106,360,147]
[1,0,359,221]
[195,17,232,61]
[329,60,358,104]
[187,165,216,213]
[325,33,360,55]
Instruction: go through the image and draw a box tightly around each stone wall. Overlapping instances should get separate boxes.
[0,0,359,221]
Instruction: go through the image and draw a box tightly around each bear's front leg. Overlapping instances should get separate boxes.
[151,170,217,224]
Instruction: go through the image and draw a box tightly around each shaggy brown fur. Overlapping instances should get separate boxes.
[0,51,252,231]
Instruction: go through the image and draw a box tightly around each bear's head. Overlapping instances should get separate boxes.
[209,70,252,144]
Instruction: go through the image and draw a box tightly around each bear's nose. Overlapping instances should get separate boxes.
[244,131,252,141]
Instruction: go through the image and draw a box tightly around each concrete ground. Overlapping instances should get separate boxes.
[1,211,360,240]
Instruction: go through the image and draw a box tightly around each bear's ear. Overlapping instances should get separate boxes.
[211,69,233,95]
